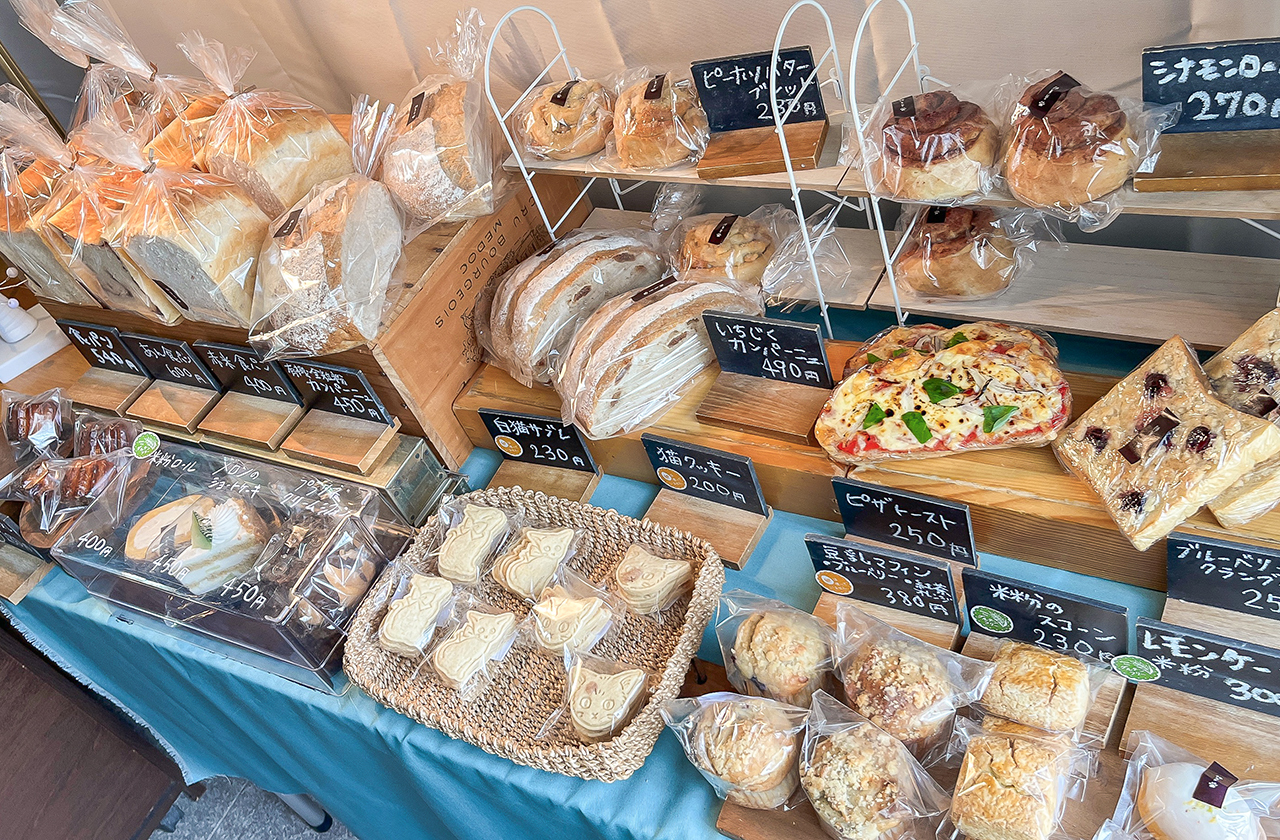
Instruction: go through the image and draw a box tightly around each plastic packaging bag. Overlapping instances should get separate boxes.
[974,641,1108,740]
[860,85,1000,204]
[73,413,140,456]
[382,8,498,228]
[289,515,386,630]
[760,203,859,311]
[611,542,693,619]
[842,321,1059,381]
[1094,730,1280,840]
[249,95,405,358]
[672,205,799,287]
[425,591,519,697]
[1054,336,1280,551]
[490,523,580,601]
[661,692,808,810]
[648,181,705,237]
[527,569,620,655]
[34,448,135,533]
[557,276,763,438]
[2,388,73,458]
[377,567,457,659]
[716,589,834,707]
[598,68,709,172]
[482,227,665,387]
[10,0,90,67]
[834,599,993,756]
[179,31,355,218]
[997,71,1180,232]
[541,651,653,742]
[891,204,1059,301]
[423,497,521,586]
[801,690,951,840]
[510,78,613,161]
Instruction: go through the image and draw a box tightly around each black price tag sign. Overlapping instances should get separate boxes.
[703,311,833,389]
[1167,533,1280,619]
[120,333,220,390]
[478,409,596,473]
[192,342,302,405]
[691,46,827,133]
[833,477,976,564]
[641,433,768,517]
[962,568,1128,662]
[57,320,145,376]
[1143,38,1280,133]
[1134,618,1280,719]
[805,534,959,622]
[279,359,392,425]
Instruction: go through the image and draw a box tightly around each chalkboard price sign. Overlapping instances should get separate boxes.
[962,568,1128,662]
[833,477,976,564]
[691,46,827,134]
[279,359,393,425]
[192,342,302,405]
[805,534,960,622]
[1143,38,1280,134]
[1135,618,1280,719]
[478,409,597,473]
[641,433,768,517]
[1167,532,1280,618]
[704,311,833,389]
[120,333,220,390]
[57,320,145,376]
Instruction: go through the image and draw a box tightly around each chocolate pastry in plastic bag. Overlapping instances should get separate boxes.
[383,9,498,228]
[1054,336,1280,551]
[511,78,613,161]
[73,413,140,457]
[717,589,833,708]
[250,95,404,358]
[180,31,355,219]
[603,69,708,171]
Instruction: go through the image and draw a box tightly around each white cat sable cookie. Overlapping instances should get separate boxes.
[532,588,611,653]
[569,663,647,740]
[492,526,576,599]
[431,609,518,690]
[377,574,453,657]
[614,544,692,614]
[437,504,509,584]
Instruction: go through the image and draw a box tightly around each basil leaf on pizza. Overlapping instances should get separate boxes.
[983,405,1019,433]
[946,331,969,348]
[902,411,932,443]
[862,403,887,429]
[866,352,882,364]
[922,378,960,403]
[891,349,908,359]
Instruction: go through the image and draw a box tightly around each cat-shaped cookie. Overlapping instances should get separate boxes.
[492,526,576,599]
[431,609,518,690]
[437,504,509,584]
[532,588,611,653]
[614,544,692,614]
[377,574,453,657]
[568,663,647,740]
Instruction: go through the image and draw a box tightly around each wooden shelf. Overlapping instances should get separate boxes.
[865,241,1280,350]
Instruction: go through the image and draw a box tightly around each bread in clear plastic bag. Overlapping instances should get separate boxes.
[673,205,799,287]
[998,71,1180,233]
[661,692,807,810]
[179,31,355,219]
[527,569,619,656]
[760,203,861,311]
[382,8,498,227]
[427,592,519,696]
[542,651,653,742]
[249,95,405,358]
[1053,336,1280,551]
[483,228,664,387]
[817,330,1072,465]
[648,181,706,237]
[511,79,614,161]
[377,570,456,659]
[72,412,140,457]
[892,205,1060,302]
[863,86,1000,204]
[1093,730,1280,840]
[1202,309,1280,528]
[612,542,692,617]
[491,524,578,601]
[974,641,1107,737]
[834,599,994,755]
[842,321,1059,382]
[716,589,834,708]
[802,689,951,840]
[556,276,763,439]
[600,68,709,172]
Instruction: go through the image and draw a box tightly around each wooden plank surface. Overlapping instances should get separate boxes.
[125,380,219,433]
[1134,129,1280,192]
[281,411,401,475]
[811,591,961,650]
[696,120,827,180]
[197,392,304,450]
[1161,598,1280,649]
[696,373,828,446]
[0,542,51,604]
[488,459,600,503]
[66,367,150,415]
[643,488,771,571]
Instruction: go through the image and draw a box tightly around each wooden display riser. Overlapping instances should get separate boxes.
[488,459,600,502]
[643,489,772,571]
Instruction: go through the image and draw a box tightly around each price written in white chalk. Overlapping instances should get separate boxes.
[834,477,976,564]
[194,343,300,404]
[1167,533,1280,618]
[479,409,597,473]
[58,320,145,376]
[805,534,960,622]
[120,334,219,389]
[704,311,833,389]
[641,433,769,517]
[280,360,391,424]
[691,46,828,133]
[1143,39,1280,133]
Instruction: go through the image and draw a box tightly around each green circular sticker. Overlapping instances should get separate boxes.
[132,431,160,459]
[1112,654,1161,682]
[970,605,1014,634]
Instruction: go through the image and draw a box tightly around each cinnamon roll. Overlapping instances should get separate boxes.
[876,90,998,201]
[894,207,1015,299]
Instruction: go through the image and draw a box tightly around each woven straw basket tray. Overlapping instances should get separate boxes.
[344,486,725,782]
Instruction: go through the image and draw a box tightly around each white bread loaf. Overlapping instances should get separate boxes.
[558,278,763,437]
[0,153,98,306]
[0,228,99,306]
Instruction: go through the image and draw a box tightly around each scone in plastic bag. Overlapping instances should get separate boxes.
[510,78,613,161]
[890,204,1059,301]
[860,83,1001,204]
[661,692,807,810]
[599,68,709,172]
[671,205,798,288]
[716,589,833,707]
[179,31,356,219]
[526,569,621,656]
[423,591,518,698]
[556,276,763,439]
[841,320,1059,381]
[973,640,1109,742]
[1093,730,1280,840]
[834,599,994,758]
[383,8,498,228]
[376,565,457,659]
[250,95,405,358]
[997,70,1179,232]
[420,496,521,587]
[540,651,653,743]
[802,690,951,840]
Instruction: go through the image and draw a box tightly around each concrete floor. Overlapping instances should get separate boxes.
[151,777,360,840]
